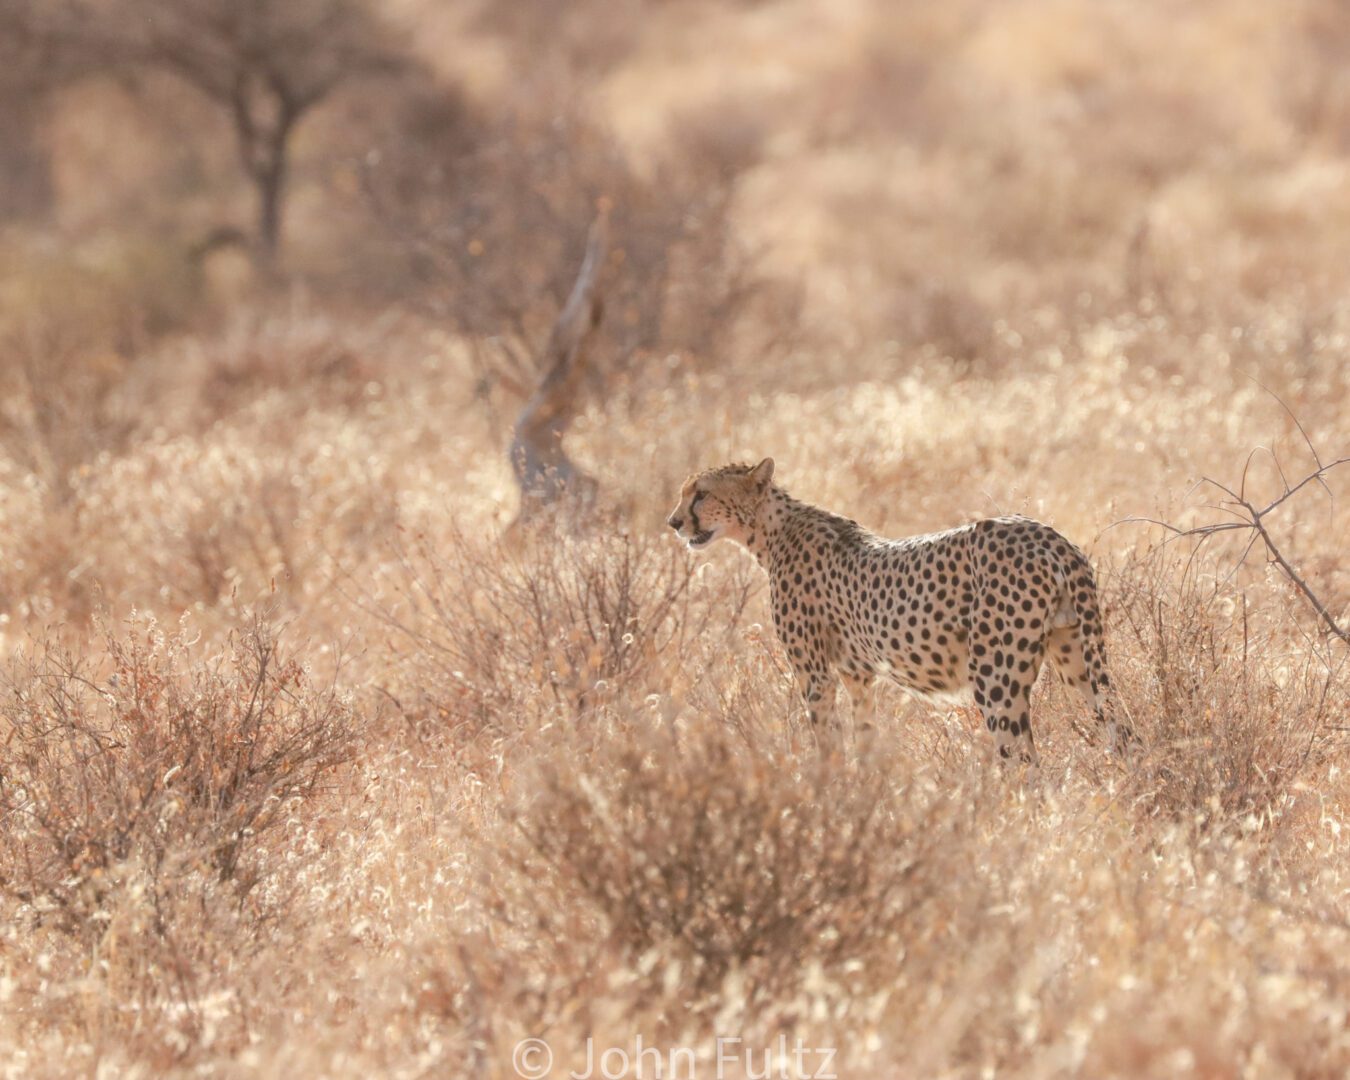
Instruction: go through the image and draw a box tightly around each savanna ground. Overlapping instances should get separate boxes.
[1,1,1349,1076]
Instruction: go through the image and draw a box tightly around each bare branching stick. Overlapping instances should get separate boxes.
[1116,398,1349,648]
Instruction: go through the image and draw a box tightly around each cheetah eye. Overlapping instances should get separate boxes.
[691,492,706,508]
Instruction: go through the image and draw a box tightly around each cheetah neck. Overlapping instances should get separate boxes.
[743,488,857,570]
[740,487,788,565]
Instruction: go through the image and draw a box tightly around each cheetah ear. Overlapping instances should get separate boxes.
[749,457,774,491]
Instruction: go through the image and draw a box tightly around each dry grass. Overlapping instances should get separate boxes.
[2,0,1350,1077]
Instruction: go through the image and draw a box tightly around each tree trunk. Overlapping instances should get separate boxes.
[255,156,286,269]
[231,85,298,272]
[253,112,294,271]
[509,205,610,530]
[0,102,53,221]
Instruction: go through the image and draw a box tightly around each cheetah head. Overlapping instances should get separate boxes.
[667,457,774,550]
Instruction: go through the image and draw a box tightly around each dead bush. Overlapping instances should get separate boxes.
[505,717,966,995]
[191,308,392,421]
[0,613,357,943]
[1107,550,1347,831]
[357,525,757,736]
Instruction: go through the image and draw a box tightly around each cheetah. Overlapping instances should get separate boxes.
[667,458,1128,764]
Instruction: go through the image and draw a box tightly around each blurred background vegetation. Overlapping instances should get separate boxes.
[0,0,1346,591]
[0,0,1345,625]
[5,0,1350,355]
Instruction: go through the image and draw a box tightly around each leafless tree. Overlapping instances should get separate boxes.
[43,0,411,267]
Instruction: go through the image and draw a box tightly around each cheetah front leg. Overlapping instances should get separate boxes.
[791,661,838,732]
[840,671,878,732]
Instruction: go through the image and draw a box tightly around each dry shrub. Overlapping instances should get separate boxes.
[363,525,757,735]
[384,699,1350,1080]
[507,717,965,995]
[0,302,145,619]
[1107,549,1347,831]
[0,310,137,509]
[81,403,399,611]
[384,711,1028,1079]
[0,308,417,626]
[897,279,994,363]
[0,613,356,941]
[190,308,392,421]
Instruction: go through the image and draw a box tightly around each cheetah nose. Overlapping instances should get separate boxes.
[667,515,683,531]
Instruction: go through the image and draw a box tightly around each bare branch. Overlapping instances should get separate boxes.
[1248,373,1325,471]
[1117,426,1348,650]
[1253,456,1350,519]
[1246,495,1348,646]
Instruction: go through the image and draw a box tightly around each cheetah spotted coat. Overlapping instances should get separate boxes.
[668,459,1126,762]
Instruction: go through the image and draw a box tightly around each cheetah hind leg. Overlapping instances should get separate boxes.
[1045,624,1131,757]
